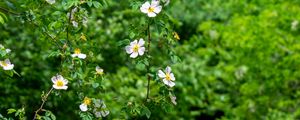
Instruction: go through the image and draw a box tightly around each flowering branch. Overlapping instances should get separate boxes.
[33,87,53,120]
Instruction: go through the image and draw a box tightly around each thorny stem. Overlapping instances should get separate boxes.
[33,87,53,120]
[146,22,151,100]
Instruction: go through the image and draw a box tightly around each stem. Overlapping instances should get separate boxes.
[0,6,21,16]
[146,22,151,100]
[33,87,53,120]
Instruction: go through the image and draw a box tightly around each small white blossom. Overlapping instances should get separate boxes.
[79,97,91,112]
[140,0,162,17]
[291,20,298,31]
[51,74,68,90]
[169,92,177,105]
[0,59,14,70]
[125,38,145,58]
[95,66,104,75]
[72,21,78,28]
[5,49,11,53]
[158,66,175,87]
[71,48,86,59]
[46,0,55,4]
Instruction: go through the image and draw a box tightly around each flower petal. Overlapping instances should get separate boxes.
[170,73,175,81]
[71,54,77,58]
[138,38,145,46]
[130,40,138,46]
[165,66,171,73]
[153,5,162,13]
[79,104,88,111]
[158,70,166,78]
[167,81,175,87]
[162,79,169,85]
[147,12,156,17]
[138,47,145,55]
[130,52,138,58]
[78,54,87,59]
[51,76,57,83]
[140,2,150,13]
[151,0,160,6]
[125,45,133,54]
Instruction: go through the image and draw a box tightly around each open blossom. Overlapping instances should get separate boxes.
[71,48,86,59]
[93,99,109,118]
[140,0,162,17]
[0,59,14,70]
[46,0,55,4]
[125,39,145,58]
[158,66,175,87]
[79,97,91,112]
[51,74,68,90]
[95,66,104,75]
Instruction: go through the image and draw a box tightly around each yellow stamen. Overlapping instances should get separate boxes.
[56,80,64,87]
[165,73,171,81]
[74,48,81,54]
[173,32,180,40]
[0,61,7,67]
[133,44,139,52]
[148,7,154,13]
[83,97,91,105]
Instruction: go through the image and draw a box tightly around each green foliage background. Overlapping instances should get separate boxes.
[1,0,300,119]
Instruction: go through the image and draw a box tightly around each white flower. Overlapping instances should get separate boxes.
[158,66,175,87]
[51,74,68,90]
[79,97,91,112]
[140,0,162,17]
[5,49,11,53]
[71,48,86,59]
[93,99,109,118]
[125,38,145,58]
[46,0,55,4]
[0,59,14,70]
[72,21,78,28]
[95,66,104,75]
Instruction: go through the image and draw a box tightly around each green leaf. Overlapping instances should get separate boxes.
[93,1,101,8]
[7,109,16,114]
[141,106,151,119]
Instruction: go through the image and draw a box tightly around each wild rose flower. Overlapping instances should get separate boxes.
[79,97,92,112]
[0,59,14,70]
[158,66,175,87]
[46,0,55,4]
[140,0,162,17]
[51,74,68,90]
[125,39,145,58]
[71,48,86,59]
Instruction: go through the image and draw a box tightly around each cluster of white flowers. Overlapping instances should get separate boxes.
[125,39,145,58]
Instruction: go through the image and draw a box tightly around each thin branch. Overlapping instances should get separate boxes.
[33,87,53,120]
[0,6,21,16]
[146,22,151,100]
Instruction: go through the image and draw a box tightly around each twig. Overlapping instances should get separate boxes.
[33,87,53,120]
[146,21,151,100]
[0,6,21,16]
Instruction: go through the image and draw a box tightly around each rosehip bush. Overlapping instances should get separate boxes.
[1,0,300,120]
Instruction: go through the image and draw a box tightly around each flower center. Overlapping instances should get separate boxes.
[133,44,139,52]
[165,73,171,81]
[1,61,8,67]
[56,80,64,87]
[148,7,154,13]
[74,48,81,54]
[83,97,91,105]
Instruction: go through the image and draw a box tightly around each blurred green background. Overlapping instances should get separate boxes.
[1,0,300,119]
